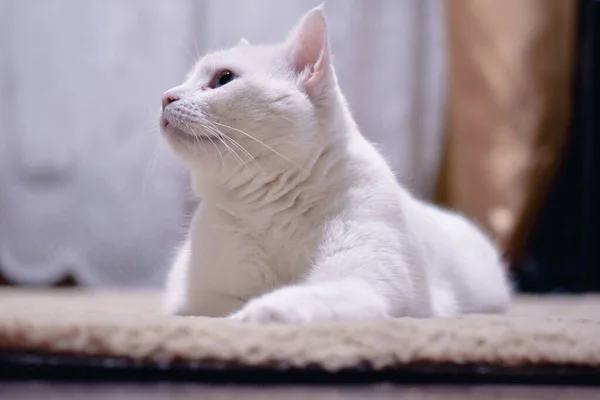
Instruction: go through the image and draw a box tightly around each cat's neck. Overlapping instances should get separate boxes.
[194,138,348,219]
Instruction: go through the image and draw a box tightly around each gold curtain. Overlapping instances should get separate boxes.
[439,0,577,262]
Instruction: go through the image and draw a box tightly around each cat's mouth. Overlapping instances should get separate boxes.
[161,117,218,146]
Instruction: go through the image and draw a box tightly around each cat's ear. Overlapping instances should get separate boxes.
[237,37,251,47]
[284,5,332,96]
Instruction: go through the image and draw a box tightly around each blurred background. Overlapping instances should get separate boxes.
[0,0,597,292]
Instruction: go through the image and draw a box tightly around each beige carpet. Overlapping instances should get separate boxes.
[0,288,599,376]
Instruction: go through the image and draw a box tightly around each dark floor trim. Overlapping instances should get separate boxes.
[1,352,599,386]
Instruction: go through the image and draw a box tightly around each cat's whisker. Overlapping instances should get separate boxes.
[185,122,229,171]
[218,135,252,176]
[186,121,244,173]
[142,137,167,196]
[221,135,264,175]
[204,120,264,175]
[203,124,251,175]
[141,106,171,195]
[206,135,226,171]
[210,120,298,168]
[192,36,201,59]
[203,129,226,170]
[202,124,233,171]
[278,115,294,124]
[136,107,160,132]
[194,123,226,170]
[183,121,202,148]
[219,134,265,176]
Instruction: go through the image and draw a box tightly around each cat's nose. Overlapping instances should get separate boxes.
[161,92,179,111]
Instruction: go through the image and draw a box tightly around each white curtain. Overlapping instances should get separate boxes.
[0,0,445,286]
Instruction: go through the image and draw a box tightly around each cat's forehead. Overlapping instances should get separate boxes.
[190,45,284,80]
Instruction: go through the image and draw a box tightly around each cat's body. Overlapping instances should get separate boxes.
[160,7,511,323]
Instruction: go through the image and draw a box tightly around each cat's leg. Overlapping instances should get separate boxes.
[163,238,246,317]
[229,278,391,323]
[229,228,431,323]
[163,238,193,315]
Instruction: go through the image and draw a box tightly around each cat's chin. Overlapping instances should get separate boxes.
[161,121,218,149]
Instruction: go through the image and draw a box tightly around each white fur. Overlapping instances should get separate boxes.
[159,6,511,323]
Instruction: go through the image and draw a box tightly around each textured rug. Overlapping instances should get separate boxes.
[0,288,599,383]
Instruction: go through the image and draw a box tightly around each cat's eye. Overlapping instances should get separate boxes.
[210,70,236,89]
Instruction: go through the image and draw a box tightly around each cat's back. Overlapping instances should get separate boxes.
[405,198,511,314]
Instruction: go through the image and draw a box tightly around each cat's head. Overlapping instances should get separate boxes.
[160,6,343,184]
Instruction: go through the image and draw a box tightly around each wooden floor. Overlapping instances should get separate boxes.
[1,383,599,399]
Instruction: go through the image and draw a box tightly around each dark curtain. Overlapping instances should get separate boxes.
[440,0,577,261]
[516,0,600,292]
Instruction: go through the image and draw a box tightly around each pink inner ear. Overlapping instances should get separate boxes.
[287,8,329,74]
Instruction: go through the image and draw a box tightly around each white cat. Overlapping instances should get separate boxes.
[159,6,511,323]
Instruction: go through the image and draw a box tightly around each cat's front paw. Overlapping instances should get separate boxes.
[229,284,389,324]
[163,290,192,316]
[229,296,315,323]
